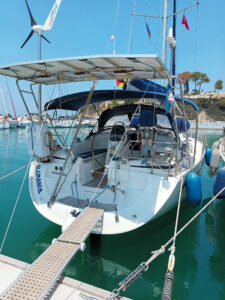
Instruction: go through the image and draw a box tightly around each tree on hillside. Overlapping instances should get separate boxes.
[191,72,201,91]
[197,73,210,92]
[214,80,223,92]
[178,71,192,94]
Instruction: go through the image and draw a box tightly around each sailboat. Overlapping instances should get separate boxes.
[0,77,19,129]
[0,1,204,234]
[0,54,204,234]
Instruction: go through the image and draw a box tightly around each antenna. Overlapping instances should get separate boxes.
[21,0,62,52]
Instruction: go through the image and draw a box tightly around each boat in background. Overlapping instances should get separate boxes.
[47,116,74,128]
[0,116,10,129]
[8,117,18,128]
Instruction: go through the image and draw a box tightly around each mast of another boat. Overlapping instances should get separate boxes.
[5,77,17,119]
[0,83,9,119]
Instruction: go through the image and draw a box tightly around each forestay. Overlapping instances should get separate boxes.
[0,54,169,85]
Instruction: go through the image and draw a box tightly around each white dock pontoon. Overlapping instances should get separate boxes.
[0,254,131,300]
[0,207,107,300]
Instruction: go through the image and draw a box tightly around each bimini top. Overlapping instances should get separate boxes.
[0,54,169,85]
[44,89,200,112]
[44,90,163,111]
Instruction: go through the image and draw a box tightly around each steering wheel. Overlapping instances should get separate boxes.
[110,122,126,142]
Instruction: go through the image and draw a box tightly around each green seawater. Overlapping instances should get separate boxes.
[0,128,224,300]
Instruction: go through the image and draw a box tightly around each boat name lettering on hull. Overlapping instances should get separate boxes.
[52,171,66,176]
[35,165,43,194]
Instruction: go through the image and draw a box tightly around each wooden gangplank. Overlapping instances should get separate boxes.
[0,207,103,300]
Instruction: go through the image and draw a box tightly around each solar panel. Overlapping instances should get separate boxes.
[0,54,169,85]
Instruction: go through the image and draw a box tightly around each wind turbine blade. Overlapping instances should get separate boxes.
[43,0,62,31]
[25,0,37,26]
[41,34,51,44]
[21,30,34,48]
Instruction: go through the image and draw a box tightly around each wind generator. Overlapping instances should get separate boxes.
[21,0,62,122]
[21,0,62,57]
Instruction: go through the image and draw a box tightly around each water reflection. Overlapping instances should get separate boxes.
[0,128,224,299]
[27,189,203,300]
[208,199,225,298]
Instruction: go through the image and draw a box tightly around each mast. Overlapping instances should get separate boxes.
[0,84,8,117]
[172,0,176,87]
[5,77,17,118]
[162,0,169,65]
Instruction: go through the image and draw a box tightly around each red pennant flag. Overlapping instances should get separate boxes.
[181,13,189,30]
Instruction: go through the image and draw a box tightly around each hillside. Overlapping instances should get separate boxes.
[79,92,225,122]
[187,92,225,121]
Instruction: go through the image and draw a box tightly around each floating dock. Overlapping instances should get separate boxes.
[0,254,131,300]
[0,207,129,300]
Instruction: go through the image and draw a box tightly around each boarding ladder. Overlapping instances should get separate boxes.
[0,207,103,300]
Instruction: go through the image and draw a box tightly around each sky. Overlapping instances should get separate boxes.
[0,0,224,116]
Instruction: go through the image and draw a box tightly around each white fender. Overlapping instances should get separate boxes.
[210,147,221,174]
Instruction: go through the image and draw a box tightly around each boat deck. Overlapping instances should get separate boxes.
[0,207,104,300]
[83,170,107,189]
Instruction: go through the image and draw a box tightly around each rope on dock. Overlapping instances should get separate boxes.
[106,185,225,299]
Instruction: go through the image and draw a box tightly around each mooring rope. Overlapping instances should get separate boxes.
[0,122,45,253]
[161,176,183,300]
[0,164,30,181]
[106,185,225,299]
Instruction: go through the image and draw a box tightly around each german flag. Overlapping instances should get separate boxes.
[116,79,126,88]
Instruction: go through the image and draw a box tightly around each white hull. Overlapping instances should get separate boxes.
[220,137,225,164]
[29,137,204,235]
[48,120,74,128]
[17,121,32,128]
[9,122,18,128]
[3,122,10,129]
[0,122,10,129]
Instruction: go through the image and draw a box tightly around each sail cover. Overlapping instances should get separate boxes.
[0,54,169,85]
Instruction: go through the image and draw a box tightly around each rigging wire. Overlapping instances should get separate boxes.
[193,3,199,71]
[112,0,121,36]
[105,0,121,54]
[127,0,137,53]
[154,0,164,54]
